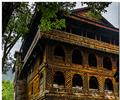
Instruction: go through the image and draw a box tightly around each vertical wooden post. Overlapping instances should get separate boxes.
[15,79,27,100]
[111,57,117,71]
[112,78,117,95]
[83,50,88,68]
[45,67,53,91]
[83,73,89,94]
[99,76,104,96]
[65,71,72,94]
[97,55,103,70]
[65,47,72,66]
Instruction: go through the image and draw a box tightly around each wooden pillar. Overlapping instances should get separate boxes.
[65,47,72,66]
[83,73,89,94]
[83,50,88,69]
[43,45,47,63]
[111,57,117,72]
[65,71,72,94]
[97,55,103,70]
[15,79,27,100]
[45,66,53,91]
[112,78,117,95]
[99,76,104,96]
[114,82,119,96]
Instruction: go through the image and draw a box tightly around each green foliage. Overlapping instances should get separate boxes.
[82,2,111,14]
[5,2,32,38]
[86,11,102,19]
[2,2,32,73]
[40,18,66,31]
[2,80,14,100]
[38,2,76,31]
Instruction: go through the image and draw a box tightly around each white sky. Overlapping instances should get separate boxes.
[11,2,119,58]
[102,2,118,28]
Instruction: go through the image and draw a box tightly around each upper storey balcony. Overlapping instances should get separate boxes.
[41,30,119,55]
[22,29,118,71]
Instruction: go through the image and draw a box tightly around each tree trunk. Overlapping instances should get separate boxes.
[2,2,20,34]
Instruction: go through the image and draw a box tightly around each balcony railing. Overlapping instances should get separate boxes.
[51,84,66,93]
[72,86,84,95]
[105,90,113,95]
[43,85,118,99]
[89,89,99,97]
[42,30,119,54]
[104,90,115,99]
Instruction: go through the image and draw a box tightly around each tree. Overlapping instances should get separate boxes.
[82,2,112,14]
[2,2,32,73]
[2,80,14,100]
[2,2,20,35]
[2,2,111,73]
[2,2,76,73]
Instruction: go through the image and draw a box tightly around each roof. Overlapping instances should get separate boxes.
[70,7,118,32]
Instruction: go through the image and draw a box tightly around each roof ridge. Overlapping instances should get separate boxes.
[71,7,118,29]
[72,7,89,13]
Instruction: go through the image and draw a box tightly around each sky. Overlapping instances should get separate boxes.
[102,2,118,28]
[4,2,119,73]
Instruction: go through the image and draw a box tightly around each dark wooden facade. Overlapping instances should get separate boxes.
[14,7,119,100]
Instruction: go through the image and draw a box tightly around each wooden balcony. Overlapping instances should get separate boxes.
[104,90,116,99]
[36,85,118,100]
[72,86,84,96]
[50,84,66,94]
[46,87,117,98]
[42,30,119,55]
[89,89,100,97]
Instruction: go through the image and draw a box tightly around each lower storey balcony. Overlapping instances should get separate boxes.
[43,88,118,100]
[28,83,118,100]
[44,85,118,100]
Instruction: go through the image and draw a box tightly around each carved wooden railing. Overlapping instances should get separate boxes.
[104,90,116,99]
[51,84,66,93]
[42,30,119,55]
[72,87,84,95]
[34,86,118,100]
[47,86,117,96]
[89,89,100,97]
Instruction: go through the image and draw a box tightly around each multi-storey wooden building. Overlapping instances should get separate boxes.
[14,7,119,100]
